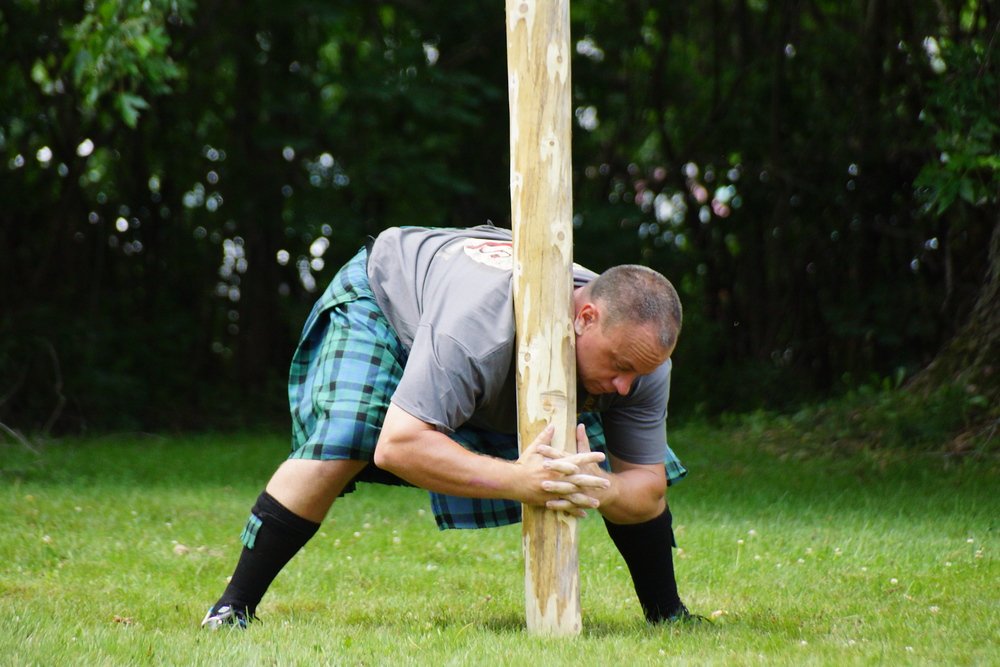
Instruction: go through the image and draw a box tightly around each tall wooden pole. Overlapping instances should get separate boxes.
[506,0,579,636]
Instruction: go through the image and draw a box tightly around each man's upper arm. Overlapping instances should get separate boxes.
[608,452,667,495]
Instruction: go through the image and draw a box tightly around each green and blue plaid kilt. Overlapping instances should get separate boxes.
[289,247,405,462]
[288,246,687,530]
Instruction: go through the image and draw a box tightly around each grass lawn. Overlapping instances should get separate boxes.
[1,421,997,665]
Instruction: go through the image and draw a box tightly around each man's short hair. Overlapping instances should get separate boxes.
[588,265,682,352]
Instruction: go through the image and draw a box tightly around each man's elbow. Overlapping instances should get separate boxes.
[375,405,429,474]
[627,494,667,523]
[602,490,666,524]
[629,472,667,522]
[643,495,668,522]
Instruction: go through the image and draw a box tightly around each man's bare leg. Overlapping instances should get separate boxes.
[265,458,368,522]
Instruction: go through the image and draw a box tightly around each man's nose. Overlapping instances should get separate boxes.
[613,374,635,395]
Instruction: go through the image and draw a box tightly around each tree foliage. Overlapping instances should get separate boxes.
[1,0,996,433]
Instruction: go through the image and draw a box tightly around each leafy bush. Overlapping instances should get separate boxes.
[725,382,995,458]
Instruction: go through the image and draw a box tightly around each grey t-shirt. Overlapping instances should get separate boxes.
[367,225,670,465]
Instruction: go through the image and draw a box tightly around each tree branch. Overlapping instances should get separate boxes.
[0,421,39,455]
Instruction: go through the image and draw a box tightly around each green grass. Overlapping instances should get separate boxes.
[1,421,997,666]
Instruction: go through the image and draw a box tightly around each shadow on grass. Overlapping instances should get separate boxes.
[309,605,714,638]
[477,612,643,636]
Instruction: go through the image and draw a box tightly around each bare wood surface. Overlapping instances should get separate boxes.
[505,0,580,636]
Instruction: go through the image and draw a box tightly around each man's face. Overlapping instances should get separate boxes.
[574,304,671,396]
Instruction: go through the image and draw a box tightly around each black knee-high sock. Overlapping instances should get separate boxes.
[214,491,320,617]
[604,508,683,623]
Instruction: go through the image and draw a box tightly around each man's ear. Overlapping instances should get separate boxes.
[575,302,599,335]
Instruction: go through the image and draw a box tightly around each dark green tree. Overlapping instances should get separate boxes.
[1,0,996,436]
[568,1,998,413]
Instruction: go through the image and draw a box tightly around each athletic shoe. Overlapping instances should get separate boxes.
[200,604,252,630]
[661,603,711,624]
[646,602,712,625]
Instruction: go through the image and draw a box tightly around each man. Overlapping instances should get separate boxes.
[202,223,696,629]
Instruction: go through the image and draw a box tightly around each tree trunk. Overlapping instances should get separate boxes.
[910,214,1000,436]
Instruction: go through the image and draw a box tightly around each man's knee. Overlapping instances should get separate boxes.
[278,457,365,481]
[311,458,369,487]
[266,458,368,521]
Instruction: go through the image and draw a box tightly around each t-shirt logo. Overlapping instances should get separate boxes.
[463,239,513,271]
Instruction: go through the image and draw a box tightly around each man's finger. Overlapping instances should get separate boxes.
[534,444,572,459]
[576,423,591,454]
[544,499,589,517]
[562,451,606,467]
[538,448,604,464]
[544,492,599,509]
[563,492,600,508]
[541,480,579,495]
[541,459,581,474]
[532,425,555,447]
[562,473,610,489]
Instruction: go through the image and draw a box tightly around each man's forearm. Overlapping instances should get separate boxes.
[375,422,526,500]
[374,404,607,509]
